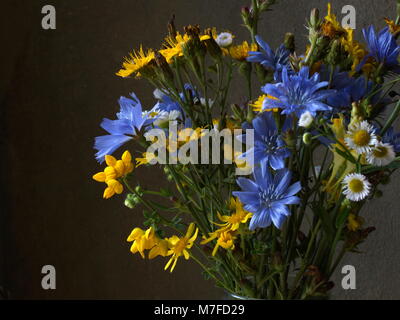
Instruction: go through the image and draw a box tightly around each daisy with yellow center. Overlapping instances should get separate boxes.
[164,223,198,272]
[127,226,159,259]
[116,47,155,78]
[345,121,378,154]
[366,142,396,167]
[92,151,134,199]
[250,94,279,112]
[223,41,257,61]
[342,173,371,202]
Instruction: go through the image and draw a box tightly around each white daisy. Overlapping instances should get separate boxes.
[215,32,233,48]
[366,142,396,166]
[342,173,371,202]
[344,121,378,154]
[298,111,314,128]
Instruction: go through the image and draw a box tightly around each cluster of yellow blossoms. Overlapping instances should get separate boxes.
[127,223,198,272]
[116,26,258,79]
[201,198,252,256]
[321,3,372,75]
[92,151,134,199]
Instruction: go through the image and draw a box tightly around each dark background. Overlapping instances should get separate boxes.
[1,0,400,299]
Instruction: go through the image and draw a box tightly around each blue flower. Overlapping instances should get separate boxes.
[247,35,291,81]
[262,67,335,117]
[383,127,400,152]
[94,93,151,163]
[239,112,290,170]
[327,76,378,110]
[233,167,301,230]
[359,26,400,73]
[152,89,183,113]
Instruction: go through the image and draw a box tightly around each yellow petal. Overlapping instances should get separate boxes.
[114,160,125,177]
[122,151,132,166]
[92,172,106,182]
[103,187,115,199]
[104,166,117,180]
[105,155,117,167]
[127,228,144,241]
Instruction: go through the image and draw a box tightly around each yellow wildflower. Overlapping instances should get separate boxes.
[201,198,252,256]
[347,214,365,232]
[250,94,279,112]
[385,18,400,35]
[92,151,134,199]
[116,46,155,78]
[149,239,170,259]
[322,3,346,38]
[135,152,156,167]
[324,117,356,200]
[127,226,159,258]
[216,198,253,232]
[164,223,198,272]
[223,41,257,61]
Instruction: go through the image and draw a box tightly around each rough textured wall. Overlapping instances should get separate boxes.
[1,0,399,299]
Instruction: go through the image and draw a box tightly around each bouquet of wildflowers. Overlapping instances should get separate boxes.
[92,0,400,299]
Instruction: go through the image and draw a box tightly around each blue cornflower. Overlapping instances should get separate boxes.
[239,112,290,170]
[233,167,301,230]
[319,65,353,90]
[262,67,335,117]
[359,26,400,73]
[94,93,152,163]
[247,35,291,81]
[383,127,400,152]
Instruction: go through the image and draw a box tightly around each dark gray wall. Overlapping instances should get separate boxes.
[1,0,399,299]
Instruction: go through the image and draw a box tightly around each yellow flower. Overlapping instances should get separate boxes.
[92,151,134,199]
[116,46,155,78]
[385,18,400,35]
[216,198,253,232]
[249,94,279,112]
[324,117,356,200]
[135,152,156,167]
[159,32,192,63]
[347,214,364,232]
[201,198,252,256]
[164,223,198,272]
[340,29,371,75]
[127,227,159,258]
[322,3,346,38]
[223,41,257,61]
[103,179,124,199]
[149,239,170,259]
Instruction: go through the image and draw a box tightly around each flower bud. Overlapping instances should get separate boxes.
[298,111,314,128]
[310,8,320,28]
[302,132,313,145]
[326,39,341,66]
[284,32,295,53]
[155,52,174,82]
[124,193,139,209]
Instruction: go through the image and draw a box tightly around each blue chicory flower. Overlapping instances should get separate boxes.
[247,35,291,81]
[239,112,290,170]
[262,67,335,117]
[94,93,152,163]
[233,166,301,230]
[358,26,400,73]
